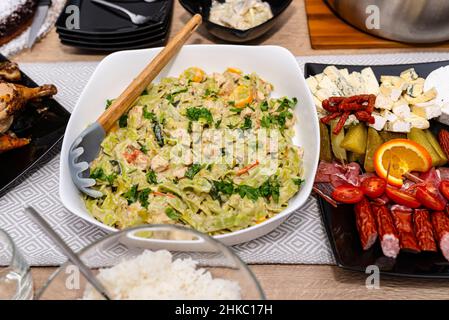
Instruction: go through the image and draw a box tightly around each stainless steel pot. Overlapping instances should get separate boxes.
[326,0,449,43]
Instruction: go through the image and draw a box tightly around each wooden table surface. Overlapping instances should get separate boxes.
[13,0,449,300]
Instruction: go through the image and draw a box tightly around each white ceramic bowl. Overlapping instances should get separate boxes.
[59,45,319,246]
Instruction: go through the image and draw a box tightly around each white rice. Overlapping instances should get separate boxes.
[83,250,242,300]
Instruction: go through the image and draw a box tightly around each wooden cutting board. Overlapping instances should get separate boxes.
[305,0,449,49]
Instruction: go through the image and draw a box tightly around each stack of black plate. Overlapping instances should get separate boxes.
[55,0,173,51]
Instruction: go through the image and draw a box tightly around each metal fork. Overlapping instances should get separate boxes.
[91,0,155,24]
[68,14,202,198]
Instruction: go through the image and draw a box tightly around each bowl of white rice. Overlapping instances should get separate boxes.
[36,225,264,300]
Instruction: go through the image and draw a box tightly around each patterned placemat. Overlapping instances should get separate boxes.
[3,52,449,266]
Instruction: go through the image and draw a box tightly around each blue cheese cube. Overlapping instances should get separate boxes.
[387,120,411,132]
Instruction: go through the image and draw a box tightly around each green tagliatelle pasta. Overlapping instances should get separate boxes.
[84,67,304,234]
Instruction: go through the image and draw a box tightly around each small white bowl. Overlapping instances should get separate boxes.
[59,45,319,246]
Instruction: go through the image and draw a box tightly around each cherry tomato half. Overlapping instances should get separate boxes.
[361,177,386,199]
[331,185,364,204]
[385,186,421,209]
[439,180,449,201]
[416,186,446,211]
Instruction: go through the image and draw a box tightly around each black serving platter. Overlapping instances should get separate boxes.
[306,60,449,278]
[60,36,167,52]
[0,55,70,198]
[179,0,292,43]
[56,17,169,42]
[56,0,172,36]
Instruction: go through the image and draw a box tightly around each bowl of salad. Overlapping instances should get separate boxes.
[59,45,319,245]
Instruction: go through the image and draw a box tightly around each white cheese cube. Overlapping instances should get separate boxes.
[375,94,393,110]
[315,88,331,101]
[369,114,387,131]
[438,103,449,125]
[380,109,398,123]
[392,100,411,119]
[411,104,442,119]
[405,115,430,129]
[387,120,411,133]
[344,114,359,127]
[361,67,380,95]
[306,76,318,93]
[313,96,326,116]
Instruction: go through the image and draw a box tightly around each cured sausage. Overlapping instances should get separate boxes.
[431,210,449,262]
[413,209,437,252]
[390,206,421,253]
[372,205,400,258]
[354,197,377,250]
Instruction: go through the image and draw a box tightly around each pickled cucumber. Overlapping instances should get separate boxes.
[364,128,384,172]
[379,131,406,142]
[425,129,448,166]
[407,128,442,167]
[330,120,347,162]
[340,123,367,154]
[348,152,365,164]
[319,122,333,162]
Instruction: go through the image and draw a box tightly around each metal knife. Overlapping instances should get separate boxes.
[27,0,52,49]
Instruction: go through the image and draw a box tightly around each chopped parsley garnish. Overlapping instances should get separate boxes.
[236,185,260,202]
[186,107,213,125]
[123,185,138,204]
[293,178,304,186]
[214,119,222,129]
[138,188,151,208]
[185,164,203,179]
[143,106,156,121]
[119,114,128,128]
[241,116,252,130]
[210,176,281,202]
[90,167,116,185]
[146,170,158,184]
[105,99,113,109]
[260,101,269,111]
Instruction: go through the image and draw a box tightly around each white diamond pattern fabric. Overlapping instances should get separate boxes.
[2,52,449,266]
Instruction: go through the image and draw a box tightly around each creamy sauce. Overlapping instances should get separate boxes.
[209,0,273,30]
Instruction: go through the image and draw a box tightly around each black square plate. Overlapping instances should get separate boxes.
[306,60,449,279]
[60,35,167,51]
[56,0,172,36]
[0,55,70,197]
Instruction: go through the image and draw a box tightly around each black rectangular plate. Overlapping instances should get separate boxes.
[0,55,70,198]
[56,0,172,36]
[306,60,449,279]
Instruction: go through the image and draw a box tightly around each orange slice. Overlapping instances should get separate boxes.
[374,138,432,187]
[232,85,253,108]
[183,67,205,83]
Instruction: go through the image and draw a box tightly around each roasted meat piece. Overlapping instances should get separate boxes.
[0,62,21,82]
[0,81,57,133]
[0,133,30,153]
